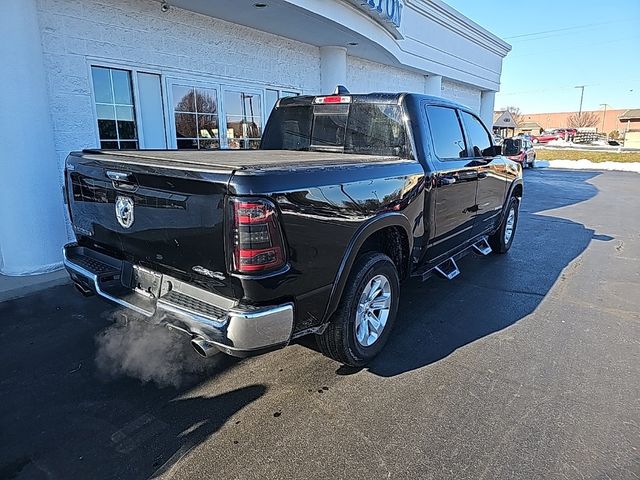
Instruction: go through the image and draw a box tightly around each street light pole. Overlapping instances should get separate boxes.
[575,85,586,116]
[599,103,609,134]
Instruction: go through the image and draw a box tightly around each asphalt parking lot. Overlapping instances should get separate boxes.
[1,169,639,480]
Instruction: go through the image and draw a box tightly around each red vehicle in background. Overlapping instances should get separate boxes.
[503,137,536,168]
[551,128,577,140]
[532,128,577,143]
[531,132,559,144]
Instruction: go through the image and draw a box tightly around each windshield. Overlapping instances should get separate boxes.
[261,102,409,157]
[503,138,522,156]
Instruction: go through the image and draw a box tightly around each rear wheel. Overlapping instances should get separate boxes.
[489,196,519,254]
[529,154,536,168]
[316,252,399,367]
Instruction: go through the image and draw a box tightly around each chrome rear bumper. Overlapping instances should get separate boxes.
[63,243,294,357]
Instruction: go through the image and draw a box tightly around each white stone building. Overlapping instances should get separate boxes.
[0,0,510,276]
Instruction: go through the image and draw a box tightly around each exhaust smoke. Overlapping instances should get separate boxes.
[95,311,215,388]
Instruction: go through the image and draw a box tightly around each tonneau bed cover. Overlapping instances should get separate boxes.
[78,149,403,172]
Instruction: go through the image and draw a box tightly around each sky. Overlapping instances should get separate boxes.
[445,0,640,114]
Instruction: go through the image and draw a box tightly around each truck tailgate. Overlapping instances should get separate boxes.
[65,151,233,291]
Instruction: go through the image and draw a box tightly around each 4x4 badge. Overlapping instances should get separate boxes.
[115,196,134,229]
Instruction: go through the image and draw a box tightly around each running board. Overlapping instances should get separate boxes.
[472,237,493,256]
[434,257,460,280]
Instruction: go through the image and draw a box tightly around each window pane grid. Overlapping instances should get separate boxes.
[92,66,138,150]
[173,85,220,150]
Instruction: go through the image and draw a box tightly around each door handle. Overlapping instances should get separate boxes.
[478,172,487,179]
[106,171,138,191]
[106,171,133,182]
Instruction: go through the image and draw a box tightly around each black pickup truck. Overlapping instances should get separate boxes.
[63,91,522,367]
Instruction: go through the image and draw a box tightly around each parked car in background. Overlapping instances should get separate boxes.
[503,137,536,168]
[552,128,577,140]
[531,132,559,144]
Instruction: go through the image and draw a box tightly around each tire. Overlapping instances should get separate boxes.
[529,154,536,168]
[316,252,400,367]
[489,196,519,254]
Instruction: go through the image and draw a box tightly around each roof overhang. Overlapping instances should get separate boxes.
[160,0,511,91]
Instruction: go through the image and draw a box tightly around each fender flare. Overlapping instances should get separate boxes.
[508,178,524,198]
[499,178,523,224]
[322,212,413,323]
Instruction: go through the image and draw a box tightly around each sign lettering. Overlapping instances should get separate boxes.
[359,0,403,29]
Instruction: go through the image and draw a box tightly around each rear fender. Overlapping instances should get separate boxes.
[322,213,413,323]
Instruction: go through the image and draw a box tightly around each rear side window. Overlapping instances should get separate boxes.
[261,106,312,151]
[345,103,407,156]
[460,111,494,157]
[426,106,467,160]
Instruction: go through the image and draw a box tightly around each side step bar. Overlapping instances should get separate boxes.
[414,236,495,282]
[434,257,460,280]
[472,237,493,256]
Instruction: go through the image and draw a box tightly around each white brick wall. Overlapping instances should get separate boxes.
[347,56,425,94]
[441,79,482,112]
[35,0,322,229]
[346,56,483,112]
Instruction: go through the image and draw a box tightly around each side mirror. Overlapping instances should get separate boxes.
[490,144,503,156]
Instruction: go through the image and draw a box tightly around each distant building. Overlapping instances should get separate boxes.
[493,110,518,137]
[516,121,543,136]
[521,109,629,134]
[619,109,640,147]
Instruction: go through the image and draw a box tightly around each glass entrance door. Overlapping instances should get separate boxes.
[223,89,263,149]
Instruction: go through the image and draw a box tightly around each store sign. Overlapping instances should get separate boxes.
[362,0,402,27]
[350,0,404,36]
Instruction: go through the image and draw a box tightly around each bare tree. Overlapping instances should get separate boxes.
[505,106,523,126]
[567,111,599,128]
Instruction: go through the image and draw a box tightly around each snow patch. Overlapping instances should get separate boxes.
[546,139,572,147]
[535,159,640,173]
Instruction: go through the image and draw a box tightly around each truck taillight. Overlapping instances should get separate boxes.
[227,197,286,274]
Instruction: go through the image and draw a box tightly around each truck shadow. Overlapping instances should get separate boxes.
[366,169,608,377]
[0,286,265,480]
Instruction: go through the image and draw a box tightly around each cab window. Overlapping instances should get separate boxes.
[460,111,494,157]
[425,105,467,160]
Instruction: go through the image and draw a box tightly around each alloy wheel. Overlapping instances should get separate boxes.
[355,274,392,347]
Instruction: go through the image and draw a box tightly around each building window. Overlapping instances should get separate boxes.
[91,67,138,149]
[265,89,300,118]
[172,84,219,149]
[224,91,262,149]
[266,89,279,117]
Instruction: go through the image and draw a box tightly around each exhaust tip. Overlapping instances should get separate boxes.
[191,337,219,358]
[73,282,94,297]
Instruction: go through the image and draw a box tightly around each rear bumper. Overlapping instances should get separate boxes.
[63,243,294,357]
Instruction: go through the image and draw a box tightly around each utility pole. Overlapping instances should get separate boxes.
[599,103,609,134]
[575,85,586,116]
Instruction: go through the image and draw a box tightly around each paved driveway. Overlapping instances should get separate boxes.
[1,169,639,480]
